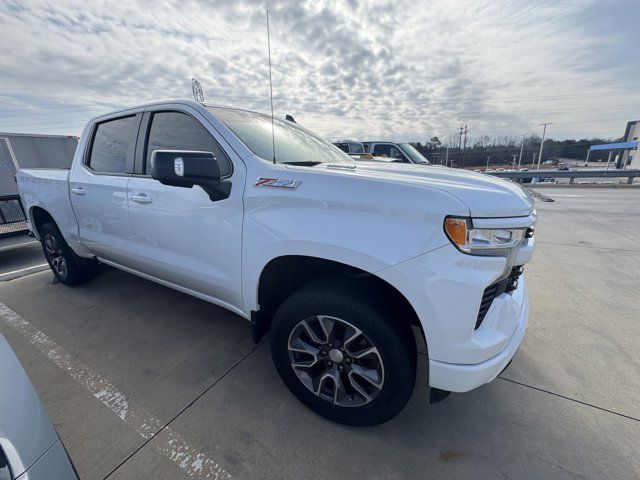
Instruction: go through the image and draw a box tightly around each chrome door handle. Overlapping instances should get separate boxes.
[130,194,153,204]
[71,187,86,196]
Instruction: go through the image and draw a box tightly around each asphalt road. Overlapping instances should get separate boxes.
[0,187,638,479]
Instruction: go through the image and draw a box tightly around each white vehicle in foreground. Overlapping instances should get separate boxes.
[18,101,535,426]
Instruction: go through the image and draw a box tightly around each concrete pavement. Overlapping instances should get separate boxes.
[0,233,47,280]
[0,187,638,479]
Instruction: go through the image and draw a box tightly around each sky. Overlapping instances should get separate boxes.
[1,0,639,144]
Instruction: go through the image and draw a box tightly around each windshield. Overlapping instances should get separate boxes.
[210,108,352,164]
[398,143,430,164]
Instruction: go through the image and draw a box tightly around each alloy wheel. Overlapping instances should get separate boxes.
[287,315,385,407]
[44,233,68,280]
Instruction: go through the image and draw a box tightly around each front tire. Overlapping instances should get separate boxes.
[270,279,416,426]
[40,222,97,286]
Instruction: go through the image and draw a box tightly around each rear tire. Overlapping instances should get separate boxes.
[40,222,98,286]
[270,278,416,426]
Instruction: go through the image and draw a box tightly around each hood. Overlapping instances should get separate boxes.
[317,162,534,217]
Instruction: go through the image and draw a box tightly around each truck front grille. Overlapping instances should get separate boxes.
[475,266,524,329]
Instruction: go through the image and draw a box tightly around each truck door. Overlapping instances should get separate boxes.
[126,108,245,312]
[69,114,139,264]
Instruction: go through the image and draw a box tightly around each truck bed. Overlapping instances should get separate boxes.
[16,168,75,239]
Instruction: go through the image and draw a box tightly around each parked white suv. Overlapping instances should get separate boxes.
[17,101,535,425]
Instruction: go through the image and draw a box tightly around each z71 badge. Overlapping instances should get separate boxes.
[254,178,302,190]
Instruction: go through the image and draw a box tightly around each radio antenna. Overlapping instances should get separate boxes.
[266,10,276,164]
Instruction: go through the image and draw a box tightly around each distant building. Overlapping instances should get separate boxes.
[622,121,640,169]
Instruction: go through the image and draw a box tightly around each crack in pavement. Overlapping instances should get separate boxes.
[497,376,639,423]
[417,352,638,423]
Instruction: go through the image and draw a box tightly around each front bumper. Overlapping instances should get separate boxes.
[376,240,532,393]
[429,287,528,392]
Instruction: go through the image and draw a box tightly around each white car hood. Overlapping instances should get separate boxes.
[318,162,534,218]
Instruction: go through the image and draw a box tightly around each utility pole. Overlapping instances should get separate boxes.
[518,135,524,169]
[532,152,537,167]
[463,125,468,150]
[512,154,518,168]
[537,123,552,170]
[458,126,464,168]
[462,125,468,169]
[445,147,449,167]
[486,156,491,169]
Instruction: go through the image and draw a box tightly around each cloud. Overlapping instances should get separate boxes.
[0,0,639,142]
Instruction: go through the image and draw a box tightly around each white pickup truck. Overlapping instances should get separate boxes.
[18,100,535,426]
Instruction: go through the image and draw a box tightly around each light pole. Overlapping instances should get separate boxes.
[537,123,552,170]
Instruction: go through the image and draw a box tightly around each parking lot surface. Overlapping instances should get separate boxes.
[0,234,47,280]
[0,187,638,479]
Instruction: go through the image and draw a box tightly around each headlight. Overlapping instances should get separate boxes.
[444,217,526,255]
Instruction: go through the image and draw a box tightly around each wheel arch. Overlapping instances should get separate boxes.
[251,255,427,355]
[29,206,56,239]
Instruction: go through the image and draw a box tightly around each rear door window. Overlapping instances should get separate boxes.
[145,111,232,177]
[88,116,136,173]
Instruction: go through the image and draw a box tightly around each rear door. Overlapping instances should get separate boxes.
[126,107,245,311]
[69,114,139,264]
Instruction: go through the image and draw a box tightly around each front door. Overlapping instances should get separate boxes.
[126,109,244,311]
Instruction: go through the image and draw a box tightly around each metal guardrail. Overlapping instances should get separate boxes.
[487,169,640,184]
[0,195,28,237]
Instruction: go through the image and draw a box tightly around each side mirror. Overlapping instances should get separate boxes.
[151,150,220,187]
[151,150,231,201]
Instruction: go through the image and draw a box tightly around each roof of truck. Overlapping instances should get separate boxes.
[87,99,273,123]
